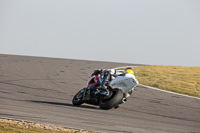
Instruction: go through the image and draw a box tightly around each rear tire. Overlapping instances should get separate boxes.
[99,89,123,110]
[72,88,85,105]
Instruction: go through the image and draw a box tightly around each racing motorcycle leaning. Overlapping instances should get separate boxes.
[72,67,139,110]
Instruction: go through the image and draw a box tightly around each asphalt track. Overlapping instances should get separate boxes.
[0,54,200,133]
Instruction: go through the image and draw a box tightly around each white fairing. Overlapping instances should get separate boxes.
[109,73,139,98]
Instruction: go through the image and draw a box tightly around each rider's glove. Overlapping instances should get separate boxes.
[92,69,102,76]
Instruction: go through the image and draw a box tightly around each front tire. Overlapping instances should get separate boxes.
[99,89,123,110]
[72,88,85,105]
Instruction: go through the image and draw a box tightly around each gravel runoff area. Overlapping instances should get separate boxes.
[0,118,99,133]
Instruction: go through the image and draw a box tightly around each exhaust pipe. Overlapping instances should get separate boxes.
[122,98,127,103]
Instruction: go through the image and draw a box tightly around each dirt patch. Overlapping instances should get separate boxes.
[0,118,98,133]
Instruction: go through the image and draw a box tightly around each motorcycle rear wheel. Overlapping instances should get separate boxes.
[72,88,85,105]
[99,89,123,110]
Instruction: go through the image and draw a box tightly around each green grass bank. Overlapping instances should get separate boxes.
[132,65,200,98]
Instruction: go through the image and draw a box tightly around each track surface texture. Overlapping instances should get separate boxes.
[0,54,200,133]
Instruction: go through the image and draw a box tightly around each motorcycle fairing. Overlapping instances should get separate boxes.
[87,75,100,88]
[109,73,138,93]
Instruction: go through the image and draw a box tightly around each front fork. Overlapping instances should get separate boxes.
[82,88,91,100]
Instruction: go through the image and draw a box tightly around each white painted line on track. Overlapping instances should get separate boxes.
[113,66,200,100]
[139,83,200,100]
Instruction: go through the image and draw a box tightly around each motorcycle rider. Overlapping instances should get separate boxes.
[72,67,137,108]
[90,67,135,108]
[91,67,135,87]
[92,67,134,77]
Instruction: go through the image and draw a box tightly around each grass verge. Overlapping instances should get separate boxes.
[131,65,200,98]
[0,118,97,133]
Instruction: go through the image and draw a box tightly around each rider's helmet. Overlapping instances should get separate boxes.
[124,67,134,74]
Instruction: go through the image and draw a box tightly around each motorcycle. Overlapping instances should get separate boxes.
[72,69,139,110]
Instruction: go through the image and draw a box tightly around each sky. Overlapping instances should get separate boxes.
[0,0,200,66]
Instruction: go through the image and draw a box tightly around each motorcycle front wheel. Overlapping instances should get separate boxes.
[72,88,85,105]
[99,88,123,110]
